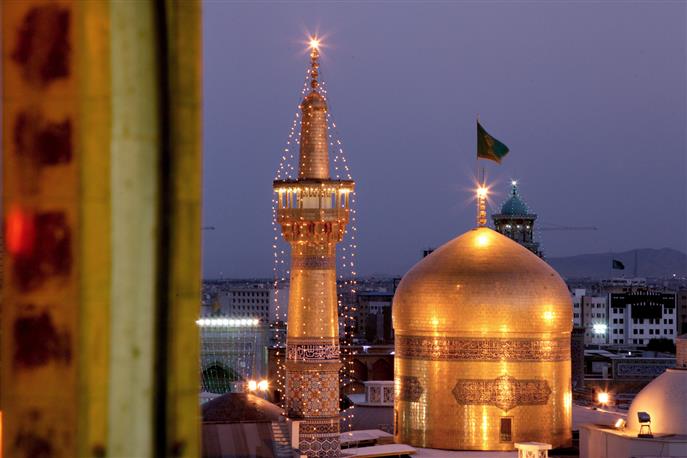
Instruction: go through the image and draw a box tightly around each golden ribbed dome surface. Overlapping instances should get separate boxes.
[393,227,572,336]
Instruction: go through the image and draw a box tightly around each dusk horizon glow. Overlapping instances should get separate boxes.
[203,2,687,278]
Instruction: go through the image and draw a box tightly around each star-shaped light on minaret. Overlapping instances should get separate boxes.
[309,36,321,50]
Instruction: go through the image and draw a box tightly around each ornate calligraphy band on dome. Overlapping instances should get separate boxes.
[452,375,552,412]
[291,255,336,270]
[396,335,570,362]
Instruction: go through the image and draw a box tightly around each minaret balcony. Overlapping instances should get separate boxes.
[274,179,354,244]
[276,207,350,223]
[273,179,354,213]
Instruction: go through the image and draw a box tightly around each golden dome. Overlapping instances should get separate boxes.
[393,227,572,336]
[393,227,573,450]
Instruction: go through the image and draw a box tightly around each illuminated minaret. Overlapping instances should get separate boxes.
[273,38,354,457]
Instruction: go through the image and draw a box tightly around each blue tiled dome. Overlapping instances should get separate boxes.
[500,183,529,215]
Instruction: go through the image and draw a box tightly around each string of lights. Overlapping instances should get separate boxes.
[318,76,358,431]
[271,66,312,406]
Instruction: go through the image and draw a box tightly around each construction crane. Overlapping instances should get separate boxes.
[537,223,597,232]
[538,226,597,231]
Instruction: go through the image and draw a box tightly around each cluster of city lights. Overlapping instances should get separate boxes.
[247,379,269,392]
[195,317,260,327]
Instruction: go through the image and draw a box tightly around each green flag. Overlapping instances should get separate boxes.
[477,121,509,164]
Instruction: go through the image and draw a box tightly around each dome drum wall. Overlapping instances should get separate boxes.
[393,228,573,450]
[394,357,571,450]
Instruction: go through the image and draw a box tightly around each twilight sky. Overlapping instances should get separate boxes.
[202,1,687,278]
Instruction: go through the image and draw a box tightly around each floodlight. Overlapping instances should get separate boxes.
[597,391,610,405]
[592,323,607,334]
[637,411,653,438]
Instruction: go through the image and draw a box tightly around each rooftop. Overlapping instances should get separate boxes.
[495,182,532,217]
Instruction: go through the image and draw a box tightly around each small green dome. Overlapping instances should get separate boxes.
[500,183,530,215]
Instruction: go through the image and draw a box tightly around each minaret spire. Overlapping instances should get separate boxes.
[309,38,320,90]
[298,38,330,180]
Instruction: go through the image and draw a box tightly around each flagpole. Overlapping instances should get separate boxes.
[476,114,486,227]
[477,114,486,186]
[475,117,510,228]
[475,113,480,188]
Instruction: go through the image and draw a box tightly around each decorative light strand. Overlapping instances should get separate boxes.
[271,66,312,406]
[320,76,358,431]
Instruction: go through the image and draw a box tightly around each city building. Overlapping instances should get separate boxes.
[600,277,648,291]
[272,40,354,456]
[583,348,675,395]
[609,291,677,345]
[356,291,394,343]
[572,287,678,347]
[393,224,572,450]
[571,327,586,390]
[678,287,687,334]
[492,181,542,257]
[578,290,609,345]
[217,285,274,324]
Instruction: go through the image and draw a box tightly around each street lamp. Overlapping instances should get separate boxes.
[597,391,610,406]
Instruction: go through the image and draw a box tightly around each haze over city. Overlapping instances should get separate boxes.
[202,2,687,278]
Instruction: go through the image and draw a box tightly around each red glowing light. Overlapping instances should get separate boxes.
[6,207,35,256]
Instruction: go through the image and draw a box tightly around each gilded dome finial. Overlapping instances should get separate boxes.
[476,184,488,227]
[308,37,321,90]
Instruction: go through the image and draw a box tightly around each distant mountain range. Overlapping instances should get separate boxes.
[547,248,687,279]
